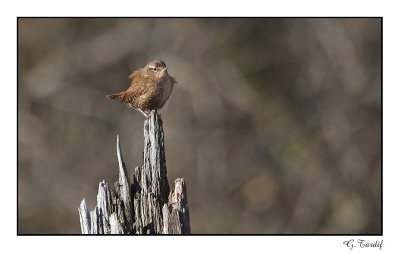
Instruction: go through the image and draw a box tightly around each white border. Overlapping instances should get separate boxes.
[3,1,397,252]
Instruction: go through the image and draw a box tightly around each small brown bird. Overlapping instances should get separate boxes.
[106,60,176,117]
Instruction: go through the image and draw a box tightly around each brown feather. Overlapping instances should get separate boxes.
[128,69,141,80]
[122,71,150,103]
[106,91,125,99]
[106,60,175,116]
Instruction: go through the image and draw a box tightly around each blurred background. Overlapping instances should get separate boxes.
[18,18,381,234]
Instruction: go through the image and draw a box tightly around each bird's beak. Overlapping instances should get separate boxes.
[163,67,168,71]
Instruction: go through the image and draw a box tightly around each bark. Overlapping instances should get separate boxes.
[78,111,190,234]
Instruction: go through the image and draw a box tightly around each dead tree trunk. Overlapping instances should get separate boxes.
[78,111,190,234]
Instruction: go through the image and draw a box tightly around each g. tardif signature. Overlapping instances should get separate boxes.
[343,239,383,250]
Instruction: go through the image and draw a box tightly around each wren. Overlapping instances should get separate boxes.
[106,60,176,117]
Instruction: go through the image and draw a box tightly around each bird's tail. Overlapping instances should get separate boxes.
[106,91,125,99]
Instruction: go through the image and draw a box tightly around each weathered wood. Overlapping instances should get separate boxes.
[78,199,90,234]
[78,110,190,234]
[163,178,191,234]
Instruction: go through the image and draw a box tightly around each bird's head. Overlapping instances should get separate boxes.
[145,60,168,78]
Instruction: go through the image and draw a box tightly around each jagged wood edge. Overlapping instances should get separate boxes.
[78,111,190,234]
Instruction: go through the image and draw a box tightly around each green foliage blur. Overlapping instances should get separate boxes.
[18,18,381,234]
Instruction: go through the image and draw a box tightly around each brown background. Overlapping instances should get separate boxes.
[18,18,381,234]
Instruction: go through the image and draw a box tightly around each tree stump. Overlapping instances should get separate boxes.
[78,111,190,234]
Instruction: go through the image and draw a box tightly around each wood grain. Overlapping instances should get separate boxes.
[78,111,190,234]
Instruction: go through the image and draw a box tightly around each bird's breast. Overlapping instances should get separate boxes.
[159,78,174,103]
[133,76,174,111]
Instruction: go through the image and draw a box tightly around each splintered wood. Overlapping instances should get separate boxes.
[78,111,190,234]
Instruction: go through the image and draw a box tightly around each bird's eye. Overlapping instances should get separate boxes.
[152,68,157,72]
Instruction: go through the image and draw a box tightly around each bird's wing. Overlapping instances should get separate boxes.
[128,68,141,80]
[121,78,148,103]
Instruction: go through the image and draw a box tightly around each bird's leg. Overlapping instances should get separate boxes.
[138,109,149,118]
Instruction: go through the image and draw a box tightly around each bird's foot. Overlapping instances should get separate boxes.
[138,109,149,118]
